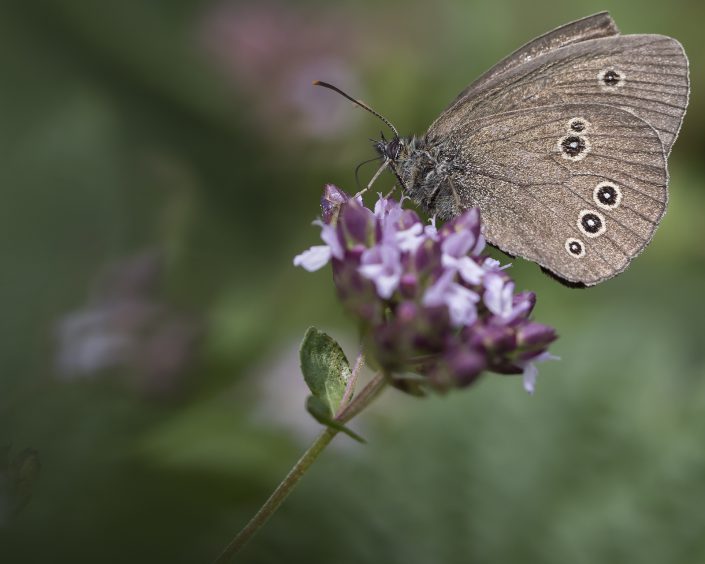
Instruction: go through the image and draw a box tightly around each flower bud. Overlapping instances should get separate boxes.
[321,184,352,224]
[516,322,557,349]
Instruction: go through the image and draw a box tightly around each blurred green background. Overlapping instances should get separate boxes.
[1,0,704,562]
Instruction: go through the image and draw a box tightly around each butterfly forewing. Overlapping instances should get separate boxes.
[443,104,667,285]
[431,35,689,155]
[456,12,620,102]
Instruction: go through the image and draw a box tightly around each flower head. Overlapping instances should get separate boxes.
[294,186,558,393]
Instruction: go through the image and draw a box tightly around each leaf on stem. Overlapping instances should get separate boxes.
[305,396,365,443]
[300,327,364,442]
[300,327,350,413]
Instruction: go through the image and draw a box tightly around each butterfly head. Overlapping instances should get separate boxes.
[373,133,406,162]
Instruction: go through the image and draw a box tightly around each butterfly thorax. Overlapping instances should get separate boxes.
[375,134,462,220]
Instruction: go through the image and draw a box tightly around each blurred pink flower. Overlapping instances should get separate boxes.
[55,250,203,399]
[199,1,366,139]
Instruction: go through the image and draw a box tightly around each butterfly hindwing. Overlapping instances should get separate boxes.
[436,103,667,285]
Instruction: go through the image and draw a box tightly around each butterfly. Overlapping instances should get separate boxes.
[317,12,689,286]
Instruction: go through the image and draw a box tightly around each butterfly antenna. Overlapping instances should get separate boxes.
[313,80,400,138]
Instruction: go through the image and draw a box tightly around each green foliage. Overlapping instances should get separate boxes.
[300,327,364,441]
[300,327,351,416]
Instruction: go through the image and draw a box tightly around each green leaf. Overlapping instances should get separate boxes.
[299,327,351,416]
[300,328,364,441]
[305,396,366,443]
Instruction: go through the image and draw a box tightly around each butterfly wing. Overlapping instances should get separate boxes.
[430,34,689,155]
[455,12,619,102]
[434,104,667,286]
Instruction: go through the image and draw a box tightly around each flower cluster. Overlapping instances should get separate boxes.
[294,185,557,394]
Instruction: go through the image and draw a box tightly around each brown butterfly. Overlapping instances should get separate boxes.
[317,12,689,286]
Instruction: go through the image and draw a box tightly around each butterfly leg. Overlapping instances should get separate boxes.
[425,180,444,211]
[447,177,464,215]
[355,159,390,198]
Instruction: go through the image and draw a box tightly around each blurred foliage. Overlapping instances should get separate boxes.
[0,0,704,562]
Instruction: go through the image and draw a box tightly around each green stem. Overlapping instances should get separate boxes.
[213,427,337,563]
[213,371,388,563]
[339,349,365,408]
[336,371,387,423]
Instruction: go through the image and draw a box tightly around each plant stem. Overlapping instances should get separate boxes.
[213,371,388,563]
[336,371,387,423]
[213,427,337,563]
[339,348,365,408]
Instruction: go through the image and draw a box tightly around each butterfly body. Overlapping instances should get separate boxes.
[380,135,463,220]
[374,12,688,286]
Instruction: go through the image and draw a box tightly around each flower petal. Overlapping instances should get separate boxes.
[422,270,454,307]
[340,202,374,245]
[374,196,391,217]
[522,362,538,395]
[484,273,514,319]
[423,271,478,327]
[396,223,425,253]
[316,221,344,259]
[374,273,401,299]
[359,244,402,299]
[445,283,479,326]
[521,352,559,394]
[442,230,476,259]
[456,257,485,285]
[425,217,439,240]
[472,232,486,255]
[293,245,332,271]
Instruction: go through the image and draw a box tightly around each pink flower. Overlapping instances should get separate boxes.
[294,186,558,393]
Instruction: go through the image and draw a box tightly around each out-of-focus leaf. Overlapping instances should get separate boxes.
[0,446,40,524]
[10,448,40,516]
[299,327,350,416]
[305,396,365,443]
[300,327,364,439]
